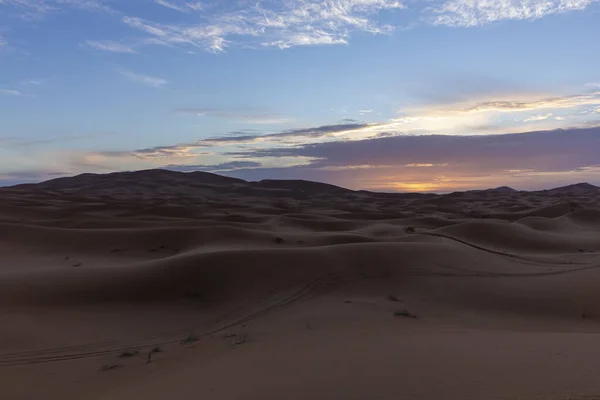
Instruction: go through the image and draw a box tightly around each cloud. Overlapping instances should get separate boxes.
[120,0,404,53]
[85,0,597,54]
[454,91,600,114]
[0,88,23,96]
[119,70,167,87]
[383,89,600,136]
[196,122,378,146]
[155,0,187,12]
[263,30,350,49]
[15,87,596,192]
[47,86,600,188]
[56,0,114,12]
[235,126,600,168]
[154,0,203,13]
[6,0,597,55]
[128,145,201,159]
[405,163,448,167]
[56,123,375,180]
[1,133,116,151]
[121,15,236,53]
[102,122,376,163]
[10,124,600,191]
[429,0,595,27]
[0,0,55,16]
[3,0,598,57]
[177,108,290,124]
[84,40,137,53]
[523,113,555,122]
[223,126,600,191]
[0,0,115,18]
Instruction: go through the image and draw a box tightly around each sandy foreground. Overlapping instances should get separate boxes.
[1,170,600,399]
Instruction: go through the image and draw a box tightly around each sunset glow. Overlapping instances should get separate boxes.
[1,1,599,191]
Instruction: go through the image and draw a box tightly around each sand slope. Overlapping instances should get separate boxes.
[1,170,600,399]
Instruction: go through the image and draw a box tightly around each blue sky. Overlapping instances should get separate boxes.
[1,0,600,191]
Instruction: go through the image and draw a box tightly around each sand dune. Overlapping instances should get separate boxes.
[1,170,600,399]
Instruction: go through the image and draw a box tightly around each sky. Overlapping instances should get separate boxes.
[1,0,599,192]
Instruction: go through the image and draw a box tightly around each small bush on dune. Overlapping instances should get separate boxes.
[181,332,199,345]
[118,350,139,358]
[394,309,419,319]
[234,334,248,346]
[147,346,163,363]
[100,363,123,371]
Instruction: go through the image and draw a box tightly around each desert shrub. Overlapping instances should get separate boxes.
[181,332,199,345]
[394,309,419,319]
[118,350,139,358]
[234,334,248,346]
[100,364,123,371]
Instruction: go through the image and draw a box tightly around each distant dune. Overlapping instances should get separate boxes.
[1,169,600,400]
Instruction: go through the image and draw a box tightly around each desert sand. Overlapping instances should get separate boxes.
[1,169,600,400]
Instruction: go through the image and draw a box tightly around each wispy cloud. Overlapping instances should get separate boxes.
[84,40,137,53]
[523,113,556,122]
[405,163,448,167]
[382,89,600,136]
[0,0,115,19]
[121,0,404,52]
[429,0,595,27]
[58,0,114,13]
[85,123,376,164]
[4,0,598,53]
[264,30,350,49]
[196,123,378,146]
[0,132,112,147]
[0,88,23,96]
[0,0,54,16]
[154,0,202,13]
[78,0,597,54]
[177,108,290,124]
[119,70,167,87]
[155,0,186,12]
[454,91,600,114]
